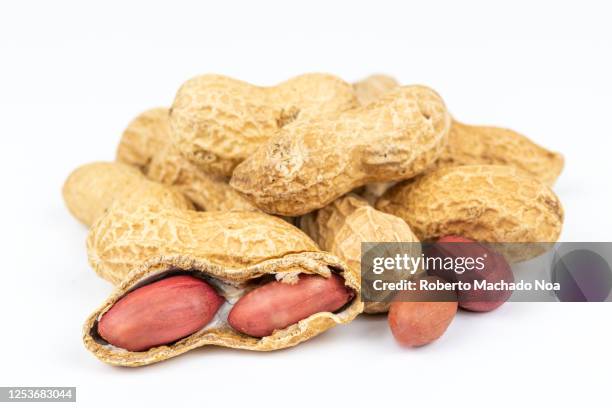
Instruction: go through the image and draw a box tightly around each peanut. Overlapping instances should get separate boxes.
[300,194,420,314]
[98,275,223,351]
[84,252,362,366]
[376,165,564,245]
[354,75,564,186]
[63,162,193,227]
[170,73,357,177]
[388,276,458,347]
[427,236,513,312]
[228,274,354,337]
[116,108,257,212]
[231,86,451,216]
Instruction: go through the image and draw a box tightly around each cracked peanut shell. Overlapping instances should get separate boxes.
[83,243,362,366]
[88,204,318,284]
[231,85,451,216]
[170,73,357,177]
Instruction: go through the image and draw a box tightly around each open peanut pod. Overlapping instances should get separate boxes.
[83,251,362,367]
[84,203,361,366]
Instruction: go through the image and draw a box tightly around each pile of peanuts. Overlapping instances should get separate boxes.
[63,73,564,366]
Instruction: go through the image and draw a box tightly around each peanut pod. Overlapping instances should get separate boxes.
[63,162,193,227]
[117,108,257,212]
[170,73,357,177]
[83,251,362,366]
[115,107,170,171]
[301,195,420,313]
[436,121,564,186]
[376,165,564,258]
[231,85,451,216]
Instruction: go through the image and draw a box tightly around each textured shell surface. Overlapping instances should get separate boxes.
[353,74,399,106]
[376,165,564,244]
[87,204,318,284]
[83,251,363,367]
[62,161,192,227]
[231,85,451,216]
[116,108,256,211]
[301,195,420,313]
[116,107,170,171]
[352,76,563,186]
[352,75,401,205]
[170,73,357,176]
[146,145,257,211]
[436,121,564,186]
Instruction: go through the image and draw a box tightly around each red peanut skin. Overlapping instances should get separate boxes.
[98,275,224,351]
[429,236,514,312]
[388,276,458,347]
[388,300,458,347]
[228,274,354,337]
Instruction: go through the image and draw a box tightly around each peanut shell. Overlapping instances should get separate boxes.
[170,73,357,176]
[117,108,257,212]
[231,85,451,216]
[353,74,399,105]
[83,252,362,366]
[352,74,402,204]
[62,162,193,227]
[116,107,169,171]
[88,204,317,284]
[436,121,564,186]
[147,145,257,211]
[376,165,564,245]
[301,195,420,313]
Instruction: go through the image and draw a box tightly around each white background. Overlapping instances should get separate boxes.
[0,1,611,407]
